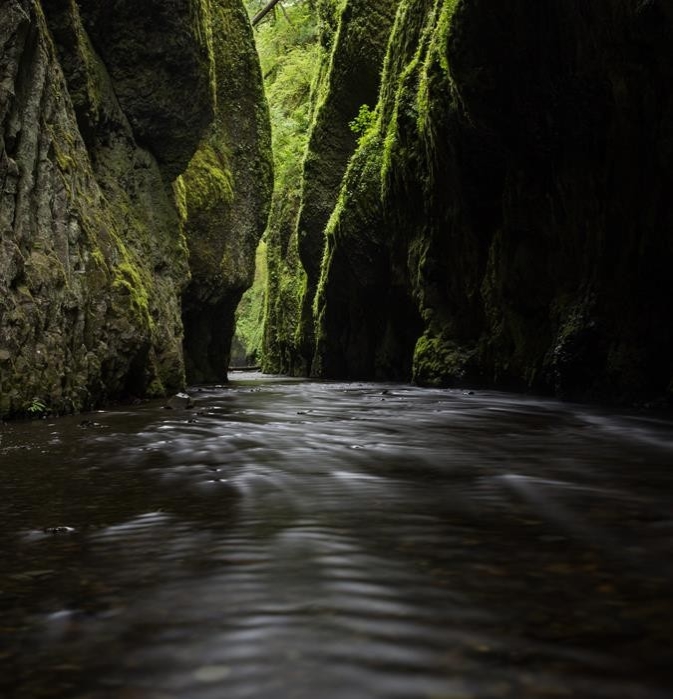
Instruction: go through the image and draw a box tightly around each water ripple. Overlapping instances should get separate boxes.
[1,378,672,698]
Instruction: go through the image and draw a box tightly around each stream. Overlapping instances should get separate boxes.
[1,373,672,698]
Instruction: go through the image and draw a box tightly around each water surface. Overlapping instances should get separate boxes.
[1,374,672,698]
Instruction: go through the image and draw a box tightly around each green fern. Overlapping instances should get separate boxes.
[26,398,46,416]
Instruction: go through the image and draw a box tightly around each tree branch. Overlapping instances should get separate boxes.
[251,0,283,27]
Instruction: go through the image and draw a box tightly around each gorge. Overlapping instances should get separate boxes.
[1,3,673,697]
[2,0,672,416]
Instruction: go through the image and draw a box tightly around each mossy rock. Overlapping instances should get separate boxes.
[412,334,476,387]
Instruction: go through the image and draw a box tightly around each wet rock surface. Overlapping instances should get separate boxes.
[0,0,272,417]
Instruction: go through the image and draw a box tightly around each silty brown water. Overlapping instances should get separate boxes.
[1,373,672,698]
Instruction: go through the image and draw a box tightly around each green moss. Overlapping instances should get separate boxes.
[178,141,234,217]
[112,261,153,326]
[73,180,158,335]
[251,1,321,374]
[172,176,188,222]
[41,0,673,404]
[192,0,218,107]
[51,139,76,172]
[416,0,459,136]
[91,248,107,270]
[310,124,426,379]
[145,376,166,398]
[262,188,307,374]
[25,250,69,291]
[0,0,199,419]
[379,0,455,196]
[176,0,273,382]
[412,333,475,386]
[283,0,400,371]
[308,0,473,381]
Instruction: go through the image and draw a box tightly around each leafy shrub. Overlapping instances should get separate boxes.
[348,103,375,138]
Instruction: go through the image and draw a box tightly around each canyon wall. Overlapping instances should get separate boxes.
[0,0,271,416]
[309,0,673,404]
[262,0,399,374]
[177,0,272,383]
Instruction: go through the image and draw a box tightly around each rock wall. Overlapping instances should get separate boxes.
[262,0,399,374]
[177,0,272,384]
[0,0,271,417]
[260,0,336,376]
[312,0,673,404]
[295,0,400,368]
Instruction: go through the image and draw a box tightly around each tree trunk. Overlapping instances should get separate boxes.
[252,0,283,27]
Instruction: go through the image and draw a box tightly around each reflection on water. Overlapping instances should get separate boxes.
[1,374,672,698]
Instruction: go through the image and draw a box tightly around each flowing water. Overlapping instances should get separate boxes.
[1,374,672,699]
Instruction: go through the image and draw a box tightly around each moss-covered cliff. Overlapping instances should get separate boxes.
[295,0,400,368]
[0,0,271,417]
[311,0,673,404]
[262,0,399,374]
[258,1,321,376]
[177,0,272,383]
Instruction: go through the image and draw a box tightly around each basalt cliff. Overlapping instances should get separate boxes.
[268,0,673,405]
[0,0,271,417]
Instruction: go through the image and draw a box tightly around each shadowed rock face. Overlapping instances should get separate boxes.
[177,0,273,384]
[311,0,673,404]
[0,0,271,417]
[294,0,400,366]
[75,0,216,181]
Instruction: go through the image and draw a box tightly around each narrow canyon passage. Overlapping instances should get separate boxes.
[1,375,672,698]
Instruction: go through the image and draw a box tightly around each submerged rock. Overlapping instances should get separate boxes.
[44,526,76,535]
[165,392,195,410]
